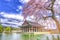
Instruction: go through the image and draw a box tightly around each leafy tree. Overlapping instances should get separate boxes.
[5,26,11,32]
[0,24,3,33]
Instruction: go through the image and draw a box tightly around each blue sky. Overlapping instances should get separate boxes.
[0,0,23,13]
[0,0,29,27]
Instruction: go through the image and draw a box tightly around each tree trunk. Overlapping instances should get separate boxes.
[51,0,60,33]
[52,16,60,33]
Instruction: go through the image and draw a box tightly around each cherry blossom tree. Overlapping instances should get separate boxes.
[23,0,60,33]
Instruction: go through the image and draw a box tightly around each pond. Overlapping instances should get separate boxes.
[0,33,60,40]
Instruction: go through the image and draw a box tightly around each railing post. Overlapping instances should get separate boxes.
[57,35,59,40]
[46,36,49,40]
[52,35,54,40]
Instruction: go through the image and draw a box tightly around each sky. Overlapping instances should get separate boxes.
[0,0,60,29]
[0,0,30,27]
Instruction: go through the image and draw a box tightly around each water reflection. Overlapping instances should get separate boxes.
[0,33,22,40]
[0,33,2,40]
[0,33,60,40]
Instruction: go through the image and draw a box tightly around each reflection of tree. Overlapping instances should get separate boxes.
[23,0,60,33]
[22,34,34,40]
[22,34,45,40]
[0,33,2,40]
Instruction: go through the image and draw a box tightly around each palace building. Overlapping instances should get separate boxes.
[20,21,59,34]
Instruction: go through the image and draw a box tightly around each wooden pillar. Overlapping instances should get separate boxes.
[32,27,34,32]
[27,27,29,32]
[27,28,29,32]
[25,27,27,32]
[24,28,25,32]
[33,27,34,32]
[28,27,30,32]
[37,27,38,32]
[35,27,36,32]
[36,27,37,32]
[23,28,24,32]
[22,28,23,32]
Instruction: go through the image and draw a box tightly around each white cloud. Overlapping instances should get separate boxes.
[2,24,10,26]
[0,12,24,20]
[18,6,23,10]
[2,24,20,28]
[19,0,30,3]
[1,18,8,22]
[0,12,24,27]
[24,0,30,3]
[1,18,24,25]
[0,12,4,14]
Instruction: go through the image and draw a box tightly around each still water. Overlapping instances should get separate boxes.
[0,33,60,40]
